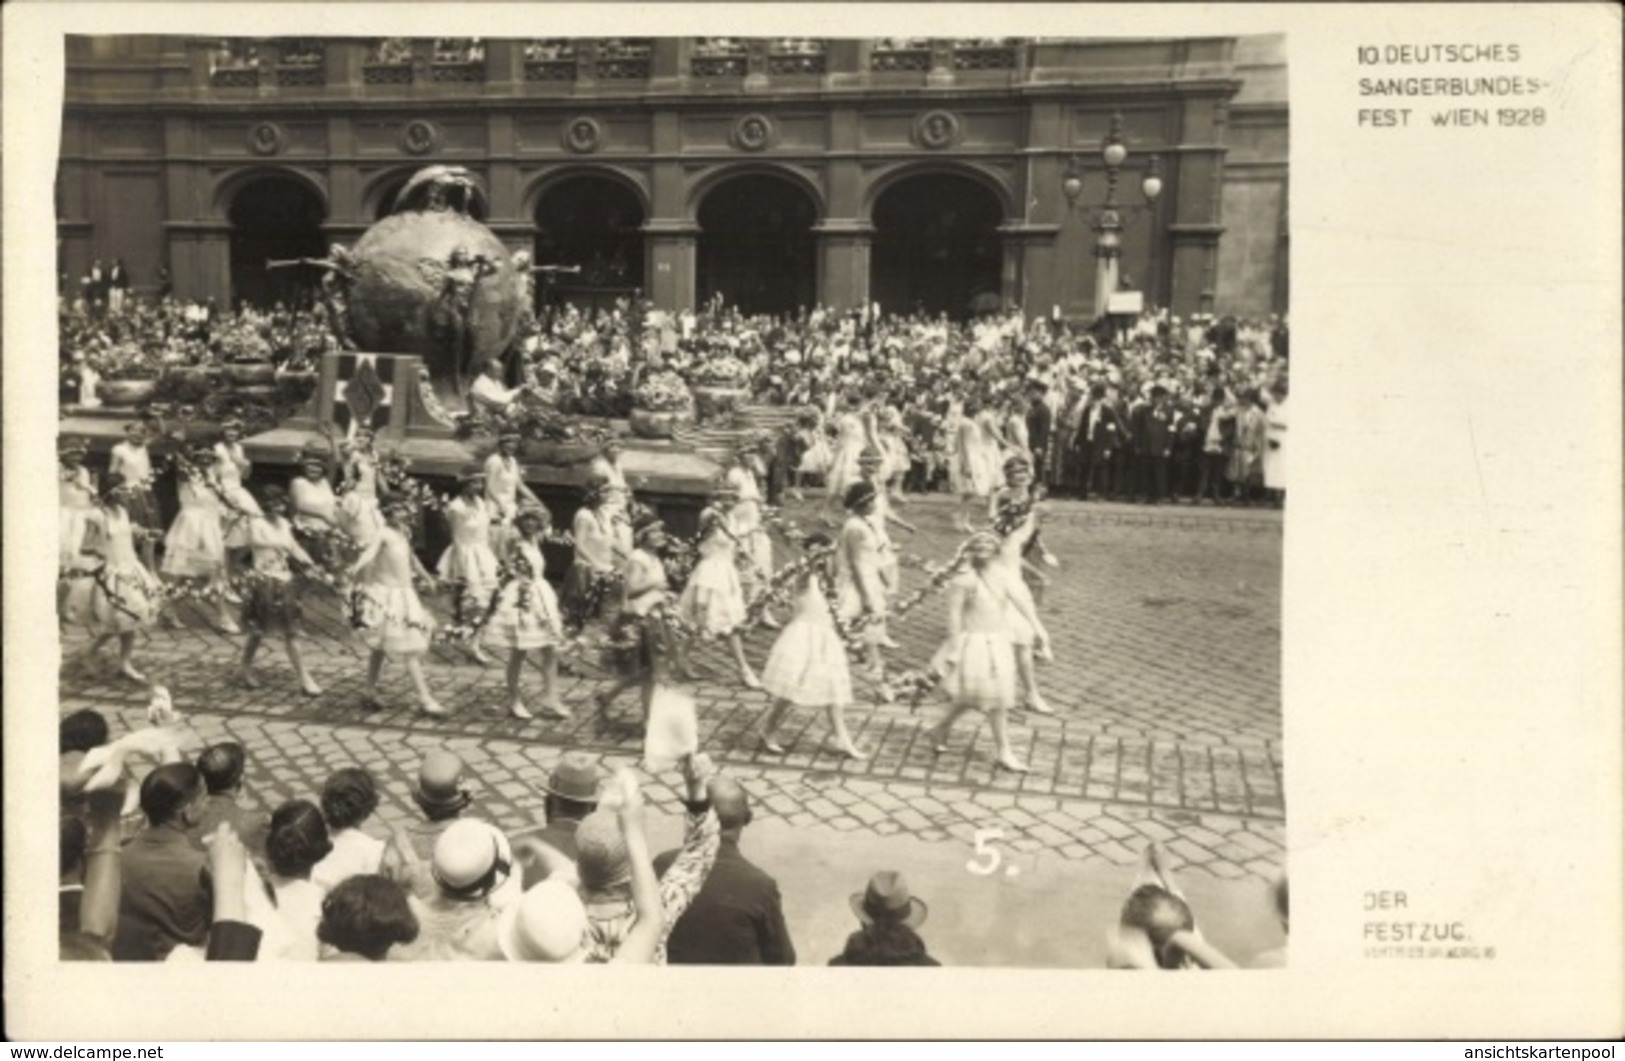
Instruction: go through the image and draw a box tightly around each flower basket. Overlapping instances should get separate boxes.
[223,361,276,386]
[629,407,693,440]
[96,378,158,407]
[691,384,748,421]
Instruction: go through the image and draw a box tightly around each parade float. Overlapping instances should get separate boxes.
[58,165,720,535]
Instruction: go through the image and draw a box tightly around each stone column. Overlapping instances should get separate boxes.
[997,223,1061,320]
[1165,95,1232,317]
[644,220,698,311]
[813,220,873,311]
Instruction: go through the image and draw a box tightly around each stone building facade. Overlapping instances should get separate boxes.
[57,35,1287,320]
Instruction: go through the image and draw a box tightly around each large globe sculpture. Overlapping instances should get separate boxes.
[337,166,525,415]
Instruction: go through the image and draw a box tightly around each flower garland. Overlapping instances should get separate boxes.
[58,561,152,625]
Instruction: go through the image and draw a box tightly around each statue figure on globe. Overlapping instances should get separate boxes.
[334,165,527,414]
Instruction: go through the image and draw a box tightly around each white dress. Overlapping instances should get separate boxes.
[215,441,263,549]
[64,507,162,633]
[797,419,832,475]
[59,468,97,570]
[994,508,1041,648]
[482,540,563,651]
[954,416,996,496]
[931,569,1019,711]
[726,465,772,584]
[349,527,435,657]
[824,410,867,499]
[678,527,747,636]
[436,496,502,596]
[760,579,852,707]
[835,515,889,646]
[162,477,227,577]
[338,457,384,547]
[1263,396,1288,491]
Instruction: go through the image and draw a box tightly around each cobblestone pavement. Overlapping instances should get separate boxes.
[58,495,1284,882]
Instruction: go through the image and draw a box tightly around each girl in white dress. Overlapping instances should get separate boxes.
[677,481,760,689]
[989,456,1057,716]
[437,468,501,666]
[952,399,997,532]
[108,419,160,571]
[215,418,263,554]
[483,429,541,557]
[791,407,829,500]
[876,405,912,505]
[586,440,634,558]
[595,510,676,730]
[822,391,876,523]
[161,445,240,634]
[484,503,567,721]
[290,442,341,576]
[58,439,97,585]
[756,533,865,759]
[63,473,161,683]
[724,442,780,630]
[923,532,1048,773]
[338,428,385,550]
[855,448,917,650]
[236,485,323,697]
[835,481,891,683]
[562,477,625,631]
[347,497,445,717]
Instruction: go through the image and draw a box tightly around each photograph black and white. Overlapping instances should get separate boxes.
[49,31,1289,972]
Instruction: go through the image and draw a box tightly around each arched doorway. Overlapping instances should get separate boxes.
[697,174,817,317]
[533,175,646,318]
[871,172,1003,320]
[227,175,328,310]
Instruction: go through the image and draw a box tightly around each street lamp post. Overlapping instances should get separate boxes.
[1062,112,1163,320]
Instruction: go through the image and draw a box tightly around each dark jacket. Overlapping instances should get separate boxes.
[112,823,212,962]
[828,923,940,967]
[512,817,583,890]
[1132,402,1174,457]
[654,838,796,966]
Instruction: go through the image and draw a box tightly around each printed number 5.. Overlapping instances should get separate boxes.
[966,828,1005,876]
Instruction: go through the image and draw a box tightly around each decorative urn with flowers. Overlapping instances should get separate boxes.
[629,370,695,439]
[688,353,752,422]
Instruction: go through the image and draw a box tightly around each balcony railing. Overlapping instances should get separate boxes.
[691,55,747,78]
[767,52,826,75]
[362,63,414,85]
[210,66,260,88]
[524,59,577,82]
[596,56,651,79]
[275,64,325,87]
[429,61,485,83]
[953,44,1017,70]
[870,47,932,72]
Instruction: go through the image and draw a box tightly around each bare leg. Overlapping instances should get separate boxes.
[538,648,568,718]
[505,649,533,719]
[637,676,656,727]
[1016,646,1053,715]
[730,633,761,689]
[363,649,386,705]
[991,707,1029,772]
[758,698,792,752]
[238,633,263,687]
[117,633,145,683]
[75,633,116,671]
[405,656,447,716]
[214,574,240,633]
[284,637,321,696]
[826,702,867,759]
[925,703,974,751]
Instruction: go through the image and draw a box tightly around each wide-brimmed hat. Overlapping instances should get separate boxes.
[413,750,472,815]
[497,880,588,963]
[851,870,928,928]
[431,819,513,901]
[541,751,603,804]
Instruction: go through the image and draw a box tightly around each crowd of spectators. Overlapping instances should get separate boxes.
[58,702,1284,966]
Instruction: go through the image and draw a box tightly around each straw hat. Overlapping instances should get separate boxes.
[850,871,928,928]
[497,880,588,963]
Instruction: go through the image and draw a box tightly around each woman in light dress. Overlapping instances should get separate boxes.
[236,484,323,697]
[791,407,830,500]
[338,427,386,549]
[724,440,780,630]
[483,503,568,721]
[922,531,1049,774]
[437,467,501,666]
[162,445,240,634]
[834,481,892,684]
[595,510,677,730]
[58,440,98,619]
[108,419,161,571]
[291,442,343,581]
[677,481,761,690]
[876,405,912,505]
[822,391,877,523]
[63,472,162,683]
[988,455,1057,716]
[952,398,1001,532]
[214,418,263,556]
[562,476,626,632]
[586,440,634,559]
[347,497,445,717]
[755,533,865,759]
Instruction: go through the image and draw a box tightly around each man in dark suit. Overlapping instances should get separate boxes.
[654,777,796,965]
[1131,385,1175,504]
[511,750,602,889]
[1024,381,1053,487]
[112,763,212,961]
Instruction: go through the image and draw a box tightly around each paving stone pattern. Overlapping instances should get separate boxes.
[59,496,1283,880]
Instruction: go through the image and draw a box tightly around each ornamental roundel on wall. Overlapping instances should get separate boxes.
[914,109,962,150]
[400,119,441,156]
[731,113,777,152]
[561,116,603,154]
[247,122,285,156]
